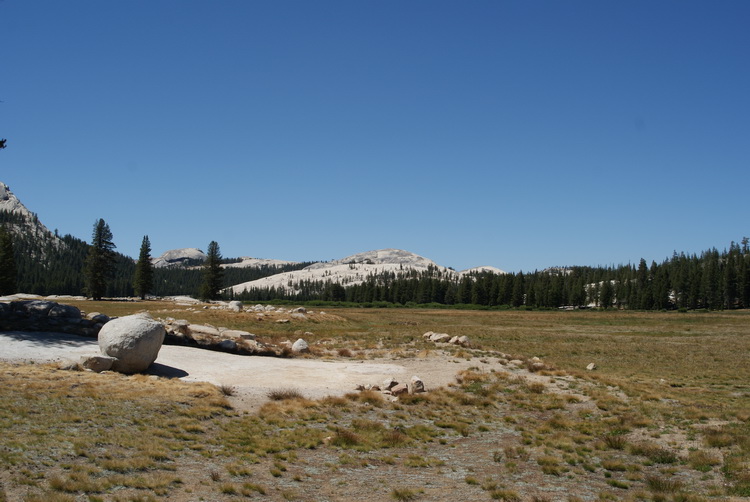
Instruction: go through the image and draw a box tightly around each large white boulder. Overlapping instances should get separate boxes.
[98,313,165,374]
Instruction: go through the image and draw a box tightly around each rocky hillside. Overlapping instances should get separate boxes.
[152,248,208,268]
[0,182,61,251]
[225,248,505,296]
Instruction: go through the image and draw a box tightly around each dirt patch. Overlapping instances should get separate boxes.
[0,330,512,412]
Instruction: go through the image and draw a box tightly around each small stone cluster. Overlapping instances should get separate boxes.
[356,375,426,400]
[161,318,276,356]
[422,331,471,347]
[0,300,109,337]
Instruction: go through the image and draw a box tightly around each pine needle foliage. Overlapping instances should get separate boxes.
[134,235,154,300]
[83,219,116,300]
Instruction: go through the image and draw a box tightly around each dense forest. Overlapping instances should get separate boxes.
[0,210,310,298]
[2,209,748,310]
[232,239,750,311]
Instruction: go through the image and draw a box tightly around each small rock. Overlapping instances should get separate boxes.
[79,355,116,373]
[383,377,398,391]
[586,363,597,371]
[457,335,471,347]
[217,340,237,351]
[188,324,220,337]
[276,319,290,324]
[429,333,451,343]
[448,336,460,345]
[292,338,309,354]
[228,301,243,312]
[57,359,80,371]
[410,376,425,393]
[391,383,409,396]
[222,329,256,340]
[530,362,546,372]
[86,312,111,324]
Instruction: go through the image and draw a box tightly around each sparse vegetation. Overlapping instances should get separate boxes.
[1,305,748,500]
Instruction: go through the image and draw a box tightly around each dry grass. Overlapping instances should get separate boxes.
[2,303,749,499]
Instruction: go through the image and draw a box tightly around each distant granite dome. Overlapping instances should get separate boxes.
[225,248,457,296]
[459,266,507,275]
[305,248,440,270]
[151,248,207,268]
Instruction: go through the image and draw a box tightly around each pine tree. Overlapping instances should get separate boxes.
[600,279,614,309]
[200,240,224,300]
[134,235,154,300]
[84,219,116,300]
[0,225,18,295]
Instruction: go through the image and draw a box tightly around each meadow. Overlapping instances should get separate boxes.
[1,302,748,501]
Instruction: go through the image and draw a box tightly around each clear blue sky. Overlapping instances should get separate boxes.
[2,1,748,272]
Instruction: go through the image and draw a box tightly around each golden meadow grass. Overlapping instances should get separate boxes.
[2,303,749,499]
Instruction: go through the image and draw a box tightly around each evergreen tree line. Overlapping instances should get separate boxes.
[233,239,750,310]
[0,210,311,298]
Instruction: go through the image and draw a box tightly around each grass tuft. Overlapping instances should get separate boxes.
[267,388,305,401]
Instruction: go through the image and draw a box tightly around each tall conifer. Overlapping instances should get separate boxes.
[0,225,18,295]
[134,235,154,300]
[200,240,224,300]
[84,219,116,300]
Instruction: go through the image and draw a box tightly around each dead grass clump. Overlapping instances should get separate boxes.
[687,450,721,472]
[336,348,353,357]
[345,390,384,407]
[217,383,236,396]
[267,388,305,401]
[601,431,628,450]
[527,382,546,394]
[644,474,682,493]
[629,443,678,464]
[329,428,362,448]
[703,427,735,448]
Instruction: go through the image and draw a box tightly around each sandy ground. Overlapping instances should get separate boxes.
[0,330,505,412]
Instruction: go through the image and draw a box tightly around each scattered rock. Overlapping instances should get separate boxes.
[429,333,451,343]
[383,377,398,391]
[276,319,290,324]
[86,312,111,324]
[217,340,237,351]
[586,363,597,371]
[292,338,309,354]
[291,307,307,314]
[187,324,220,337]
[457,335,471,347]
[529,362,546,372]
[222,329,256,340]
[79,354,116,372]
[391,383,409,396]
[170,319,190,335]
[98,313,165,374]
[291,313,307,320]
[57,359,80,371]
[228,301,243,312]
[48,304,81,318]
[410,375,425,393]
